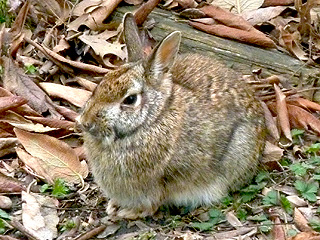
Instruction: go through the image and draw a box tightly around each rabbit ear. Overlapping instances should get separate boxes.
[123,12,143,62]
[148,31,181,77]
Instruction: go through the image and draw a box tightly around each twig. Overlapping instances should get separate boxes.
[74,225,107,240]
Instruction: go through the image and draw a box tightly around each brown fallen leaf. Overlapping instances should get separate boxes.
[262,0,294,7]
[294,207,314,232]
[14,128,89,185]
[16,147,54,183]
[2,57,60,117]
[134,0,162,26]
[271,216,286,240]
[261,101,280,141]
[68,0,122,31]
[24,116,75,130]
[0,172,25,193]
[287,97,320,112]
[0,96,28,114]
[274,83,292,145]
[0,87,41,117]
[287,104,320,135]
[189,20,276,48]
[22,191,59,240]
[288,231,320,240]
[262,141,284,170]
[242,6,287,26]
[39,82,91,108]
[0,137,18,158]
[54,105,79,122]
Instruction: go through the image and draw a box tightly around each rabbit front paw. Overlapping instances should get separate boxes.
[106,199,157,220]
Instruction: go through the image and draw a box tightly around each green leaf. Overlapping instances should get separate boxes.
[220,195,233,207]
[306,143,320,154]
[290,163,307,176]
[0,218,6,234]
[25,64,37,74]
[255,171,269,183]
[40,183,51,193]
[280,196,293,214]
[291,129,305,137]
[294,180,319,202]
[313,174,320,181]
[208,208,225,225]
[262,190,278,206]
[259,220,273,233]
[247,213,268,222]
[0,209,10,220]
[189,222,215,231]
[236,208,248,221]
[52,179,70,198]
[309,156,320,165]
[279,158,291,167]
[309,219,320,232]
[240,182,266,203]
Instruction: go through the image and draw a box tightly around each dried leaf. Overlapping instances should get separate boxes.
[287,97,320,112]
[226,211,242,228]
[134,0,162,26]
[0,172,25,193]
[33,0,71,24]
[0,137,18,158]
[261,101,280,141]
[2,57,60,117]
[39,82,91,108]
[288,232,320,240]
[68,0,122,31]
[54,105,79,122]
[242,6,287,26]
[287,104,320,135]
[286,195,308,207]
[211,0,264,14]
[263,141,284,164]
[16,147,54,183]
[22,191,59,240]
[0,195,12,209]
[272,216,286,240]
[294,207,313,232]
[0,96,28,113]
[25,116,74,130]
[14,128,88,185]
[274,83,292,144]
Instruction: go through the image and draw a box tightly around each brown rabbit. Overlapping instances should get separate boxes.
[79,13,266,219]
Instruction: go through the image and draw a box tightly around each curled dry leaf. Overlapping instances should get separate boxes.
[261,101,280,141]
[242,6,287,26]
[271,216,286,240]
[274,83,292,145]
[134,0,162,26]
[54,105,79,122]
[286,195,308,207]
[262,141,284,165]
[287,104,320,135]
[0,172,25,193]
[287,97,320,112]
[22,191,59,240]
[39,82,91,108]
[14,128,88,185]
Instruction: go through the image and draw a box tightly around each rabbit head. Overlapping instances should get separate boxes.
[80,13,181,143]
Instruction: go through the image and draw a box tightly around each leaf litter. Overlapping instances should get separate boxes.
[1,0,320,239]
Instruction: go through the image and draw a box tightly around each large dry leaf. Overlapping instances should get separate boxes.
[263,141,284,164]
[14,128,88,185]
[271,216,286,240]
[211,0,264,14]
[134,0,162,26]
[2,57,60,117]
[287,97,320,112]
[287,104,320,135]
[288,232,320,240]
[16,148,54,183]
[274,83,292,144]
[25,116,75,130]
[261,101,280,141]
[39,82,91,108]
[22,191,59,240]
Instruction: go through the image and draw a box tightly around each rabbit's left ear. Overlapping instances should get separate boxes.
[123,12,143,62]
[148,31,181,76]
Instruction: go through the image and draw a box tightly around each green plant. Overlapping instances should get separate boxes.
[40,178,70,198]
[189,208,225,231]
[289,162,314,176]
[306,143,320,156]
[262,190,278,206]
[294,180,319,202]
[24,64,38,74]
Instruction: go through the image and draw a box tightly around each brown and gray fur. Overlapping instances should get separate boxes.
[79,13,266,219]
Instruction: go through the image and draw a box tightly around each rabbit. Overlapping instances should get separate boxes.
[79,12,266,220]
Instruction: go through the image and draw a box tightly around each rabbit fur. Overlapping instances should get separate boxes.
[79,13,266,219]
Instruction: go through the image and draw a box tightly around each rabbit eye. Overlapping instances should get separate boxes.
[122,93,142,106]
